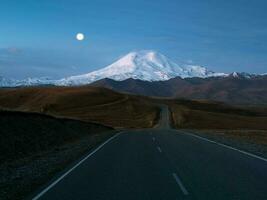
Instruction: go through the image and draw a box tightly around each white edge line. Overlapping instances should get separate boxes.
[32,132,122,200]
[172,173,189,195]
[157,146,162,153]
[180,131,267,163]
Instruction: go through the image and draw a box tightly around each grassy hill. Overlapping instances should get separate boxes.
[169,99,267,130]
[0,86,160,128]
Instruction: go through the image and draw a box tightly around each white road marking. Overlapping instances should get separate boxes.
[32,132,122,200]
[172,173,189,195]
[157,146,162,153]
[152,137,155,141]
[181,131,267,163]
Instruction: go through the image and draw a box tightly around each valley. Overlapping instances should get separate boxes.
[0,85,267,199]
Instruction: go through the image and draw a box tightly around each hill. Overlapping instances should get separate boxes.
[0,86,159,128]
[168,99,267,130]
[0,110,114,200]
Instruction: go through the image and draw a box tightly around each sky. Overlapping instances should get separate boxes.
[1,0,267,79]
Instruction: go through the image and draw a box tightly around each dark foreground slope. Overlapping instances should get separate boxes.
[0,110,115,200]
[0,110,113,162]
[91,75,267,104]
[0,86,159,128]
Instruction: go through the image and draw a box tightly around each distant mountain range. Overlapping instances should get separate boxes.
[0,50,265,87]
[1,50,266,104]
[0,76,55,87]
[0,50,231,87]
[91,74,267,104]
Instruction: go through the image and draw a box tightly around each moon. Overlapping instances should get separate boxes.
[76,33,85,41]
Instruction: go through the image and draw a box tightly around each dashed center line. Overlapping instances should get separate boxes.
[172,173,189,196]
[157,146,162,153]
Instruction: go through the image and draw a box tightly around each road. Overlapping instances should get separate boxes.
[32,106,267,200]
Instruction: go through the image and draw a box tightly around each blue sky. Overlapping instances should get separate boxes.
[1,0,267,79]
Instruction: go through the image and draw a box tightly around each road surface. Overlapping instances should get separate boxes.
[31,106,267,200]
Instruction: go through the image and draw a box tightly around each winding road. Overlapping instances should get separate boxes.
[31,106,267,200]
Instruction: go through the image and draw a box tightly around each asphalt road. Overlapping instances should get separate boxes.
[31,106,267,200]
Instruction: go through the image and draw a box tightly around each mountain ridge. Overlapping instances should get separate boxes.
[0,50,266,88]
[91,75,267,104]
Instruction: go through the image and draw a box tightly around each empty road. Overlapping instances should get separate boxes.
[31,106,267,200]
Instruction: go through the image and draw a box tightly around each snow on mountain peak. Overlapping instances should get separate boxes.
[0,50,230,87]
[56,50,227,86]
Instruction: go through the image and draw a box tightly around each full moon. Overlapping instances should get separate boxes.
[76,33,84,41]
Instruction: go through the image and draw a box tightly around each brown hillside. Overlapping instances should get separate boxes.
[0,86,159,128]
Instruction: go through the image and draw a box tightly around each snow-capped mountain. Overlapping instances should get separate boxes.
[55,50,227,86]
[0,76,16,87]
[228,72,257,79]
[0,76,55,87]
[1,50,266,87]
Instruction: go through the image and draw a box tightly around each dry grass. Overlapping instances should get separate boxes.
[188,129,267,158]
[198,130,267,146]
[169,100,267,156]
[169,100,267,130]
[0,86,159,128]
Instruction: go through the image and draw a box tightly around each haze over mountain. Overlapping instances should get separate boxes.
[1,50,261,87]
